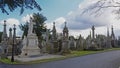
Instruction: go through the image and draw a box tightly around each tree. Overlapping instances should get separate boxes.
[33,13,47,40]
[19,22,29,38]
[0,0,41,15]
[83,0,120,17]
[19,13,47,40]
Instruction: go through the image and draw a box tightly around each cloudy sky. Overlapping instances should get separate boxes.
[0,0,120,38]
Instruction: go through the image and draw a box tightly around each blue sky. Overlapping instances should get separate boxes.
[0,0,83,22]
[0,0,120,38]
[37,0,83,21]
[0,0,83,36]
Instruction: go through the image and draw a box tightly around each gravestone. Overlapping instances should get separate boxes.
[69,36,76,50]
[50,22,59,54]
[87,26,98,50]
[76,35,84,50]
[21,17,40,56]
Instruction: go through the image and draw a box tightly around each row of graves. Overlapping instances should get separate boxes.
[0,17,120,58]
[71,26,118,51]
[0,20,22,58]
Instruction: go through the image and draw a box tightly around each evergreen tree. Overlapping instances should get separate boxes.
[0,0,41,15]
[19,13,47,40]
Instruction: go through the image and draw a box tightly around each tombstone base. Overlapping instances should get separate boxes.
[21,49,40,57]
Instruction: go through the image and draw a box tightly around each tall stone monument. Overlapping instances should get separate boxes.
[111,25,117,47]
[50,22,58,54]
[88,25,98,50]
[21,17,40,56]
[60,22,70,54]
[1,20,8,58]
[92,25,95,40]
[106,27,112,48]
[2,20,8,42]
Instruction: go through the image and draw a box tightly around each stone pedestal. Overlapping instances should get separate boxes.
[21,34,40,56]
[21,17,40,57]
[60,40,70,54]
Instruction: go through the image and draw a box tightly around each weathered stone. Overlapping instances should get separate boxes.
[21,17,40,56]
[60,22,70,54]
[69,36,76,50]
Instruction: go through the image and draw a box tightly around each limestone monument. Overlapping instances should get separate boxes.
[88,25,98,50]
[60,22,70,54]
[50,22,58,54]
[21,17,40,56]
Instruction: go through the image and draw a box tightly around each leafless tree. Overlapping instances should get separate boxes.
[83,0,120,18]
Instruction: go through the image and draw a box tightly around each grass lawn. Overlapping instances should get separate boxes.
[0,58,19,64]
[1,48,120,64]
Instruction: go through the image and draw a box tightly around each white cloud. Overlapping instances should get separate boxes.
[0,18,22,37]
[21,14,33,23]
[48,0,120,38]
[67,11,73,16]
[0,18,20,26]
[46,17,66,33]
[66,0,120,38]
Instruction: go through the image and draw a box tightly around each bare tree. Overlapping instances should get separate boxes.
[83,0,120,18]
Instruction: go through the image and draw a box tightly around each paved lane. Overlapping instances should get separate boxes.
[1,50,120,68]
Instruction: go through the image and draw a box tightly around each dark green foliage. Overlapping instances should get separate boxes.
[33,13,47,40]
[19,22,29,39]
[0,0,41,15]
[19,13,47,40]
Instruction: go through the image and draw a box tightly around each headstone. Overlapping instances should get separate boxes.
[76,35,84,50]
[87,25,98,50]
[69,36,76,50]
[85,34,92,49]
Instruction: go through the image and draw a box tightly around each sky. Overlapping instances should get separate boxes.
[0,0,120,38]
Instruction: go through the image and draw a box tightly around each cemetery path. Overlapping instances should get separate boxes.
[1,50,120,68]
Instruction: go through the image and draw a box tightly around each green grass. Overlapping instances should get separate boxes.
[68,48,120,58]
[0,58,19,64]
[1,48,120,64]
